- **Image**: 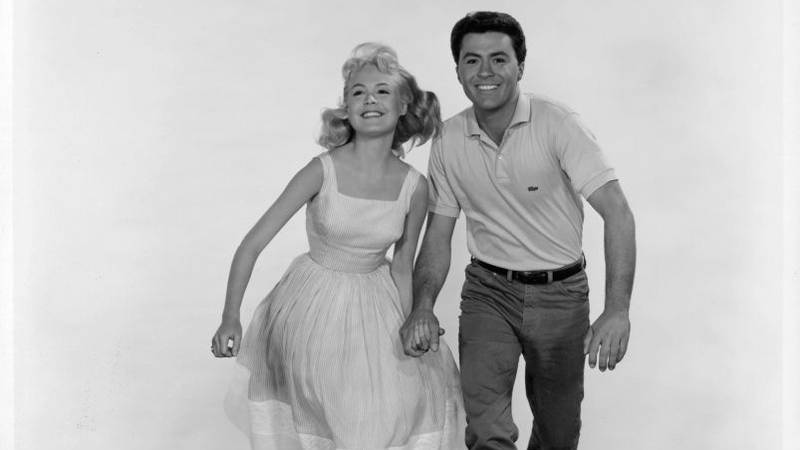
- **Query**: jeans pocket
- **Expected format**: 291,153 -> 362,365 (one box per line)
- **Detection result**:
554,271 -> 590,301
462,263 -> 495,298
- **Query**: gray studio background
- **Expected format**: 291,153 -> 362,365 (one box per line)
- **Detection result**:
10,0 -> 791,449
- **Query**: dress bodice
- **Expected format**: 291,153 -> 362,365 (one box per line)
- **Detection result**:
305,152 -> 420,273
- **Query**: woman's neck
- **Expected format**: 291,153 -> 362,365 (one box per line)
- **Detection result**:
349,134 -> 396,166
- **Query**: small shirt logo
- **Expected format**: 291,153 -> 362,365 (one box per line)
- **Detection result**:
527,186 -> 539,192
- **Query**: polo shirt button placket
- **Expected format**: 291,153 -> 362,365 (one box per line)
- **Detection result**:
495,152 -> 510,179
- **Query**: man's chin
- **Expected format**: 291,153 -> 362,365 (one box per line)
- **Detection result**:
469,98 -> 505,112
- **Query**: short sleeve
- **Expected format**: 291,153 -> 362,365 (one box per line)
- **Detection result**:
426,137 -> 461,217
555,113 -> 617,198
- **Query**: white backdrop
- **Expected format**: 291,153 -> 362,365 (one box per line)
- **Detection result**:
8,0 -> 796,449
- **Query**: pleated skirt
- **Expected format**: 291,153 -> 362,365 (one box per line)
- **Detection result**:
225,253 -> 464,449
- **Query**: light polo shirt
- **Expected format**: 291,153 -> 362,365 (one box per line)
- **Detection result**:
428,93 -> 616,270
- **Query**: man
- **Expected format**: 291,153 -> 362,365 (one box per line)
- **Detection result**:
399,11 -> 636,450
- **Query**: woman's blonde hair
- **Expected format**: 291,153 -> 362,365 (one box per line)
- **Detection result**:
318,43 -> 441,155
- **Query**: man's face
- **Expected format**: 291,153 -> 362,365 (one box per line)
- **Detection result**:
456,32 -> 523,114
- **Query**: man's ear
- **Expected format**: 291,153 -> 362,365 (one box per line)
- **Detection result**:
455,65 -> 463,84
518,61 -> 525,80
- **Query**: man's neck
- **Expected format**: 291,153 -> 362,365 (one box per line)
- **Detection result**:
474,92 -> 520,146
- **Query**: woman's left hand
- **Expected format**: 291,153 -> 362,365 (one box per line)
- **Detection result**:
211,317 -> 242,358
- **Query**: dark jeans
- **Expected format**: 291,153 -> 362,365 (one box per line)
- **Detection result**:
459,261 -> 590,450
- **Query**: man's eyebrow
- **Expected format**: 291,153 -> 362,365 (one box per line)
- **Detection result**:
461,50 -> 511,59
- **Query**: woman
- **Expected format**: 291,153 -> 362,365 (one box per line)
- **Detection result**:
211,43 -> 464,449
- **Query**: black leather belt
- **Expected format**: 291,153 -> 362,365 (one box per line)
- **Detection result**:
471,256 -> 585,284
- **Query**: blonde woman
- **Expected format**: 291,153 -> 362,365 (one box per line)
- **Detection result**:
211,43 -> 464,449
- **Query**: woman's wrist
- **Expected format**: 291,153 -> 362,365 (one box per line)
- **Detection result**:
222,309 -> 240,321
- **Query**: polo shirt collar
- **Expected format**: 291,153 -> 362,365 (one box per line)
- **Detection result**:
465,93 -> 531,137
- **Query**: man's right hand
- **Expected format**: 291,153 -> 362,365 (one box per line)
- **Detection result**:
400,307 -> 444,357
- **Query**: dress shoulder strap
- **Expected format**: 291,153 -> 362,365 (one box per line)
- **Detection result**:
400,165 -> 423,212
313,151 -> 336,194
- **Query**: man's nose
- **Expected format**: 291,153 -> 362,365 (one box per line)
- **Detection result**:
478,60 -> 494,77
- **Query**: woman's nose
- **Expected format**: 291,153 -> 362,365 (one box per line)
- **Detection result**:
364,92 -> 377,104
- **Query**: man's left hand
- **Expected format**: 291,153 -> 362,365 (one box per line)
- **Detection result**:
584,309 -> 630,371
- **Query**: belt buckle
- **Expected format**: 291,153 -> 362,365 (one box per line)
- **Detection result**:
517,270 -> 549,284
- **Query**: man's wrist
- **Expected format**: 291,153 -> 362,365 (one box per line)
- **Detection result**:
602,305 -> 629,316
412,298 -> 435,312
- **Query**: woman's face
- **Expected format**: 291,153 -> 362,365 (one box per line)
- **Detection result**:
344,65 -> 407,139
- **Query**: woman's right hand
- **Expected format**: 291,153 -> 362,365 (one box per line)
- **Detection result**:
211,317 -> 242,358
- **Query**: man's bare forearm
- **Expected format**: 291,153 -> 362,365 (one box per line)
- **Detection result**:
412,243 -> 451,310
603,204 -> 636,314
586,181 -> 636,315
411,213 -> 457,310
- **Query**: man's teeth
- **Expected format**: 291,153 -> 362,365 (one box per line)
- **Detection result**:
477,85 -> 499,91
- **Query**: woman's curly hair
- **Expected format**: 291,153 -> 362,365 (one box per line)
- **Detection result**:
318,43 -> 442,155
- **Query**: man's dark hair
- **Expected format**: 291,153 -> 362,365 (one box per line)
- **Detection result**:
450,11 -> 527,64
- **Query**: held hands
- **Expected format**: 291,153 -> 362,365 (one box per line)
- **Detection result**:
400,307 -> 445,357
584,309 -> 630,371
211,317 -> 242,358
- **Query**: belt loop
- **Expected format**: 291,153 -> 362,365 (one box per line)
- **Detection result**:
547,271 -> 553,283
506,270 -> 512,282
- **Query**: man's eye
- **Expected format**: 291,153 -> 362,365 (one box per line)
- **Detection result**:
493,58 -> 507,64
